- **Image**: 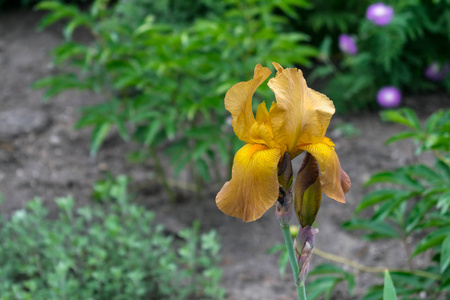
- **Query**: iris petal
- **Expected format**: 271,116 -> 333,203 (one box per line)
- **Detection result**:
268,62 -> 335,152
216,143 -> 281,222
297,137 -> 351,203
225,64 -> 272,143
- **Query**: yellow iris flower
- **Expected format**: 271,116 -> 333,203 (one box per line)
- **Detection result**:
216,62 -> 351,222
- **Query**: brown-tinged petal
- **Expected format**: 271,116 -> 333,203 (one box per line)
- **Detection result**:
296,137 -> 351,203
216,143 -> 281,222
225,64 -> 272,143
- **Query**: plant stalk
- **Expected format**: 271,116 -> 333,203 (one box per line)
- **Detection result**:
280,224 -> 307,300
313,247 -> 441,281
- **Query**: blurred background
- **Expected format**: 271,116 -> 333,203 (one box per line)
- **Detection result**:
0,0 -> 449,299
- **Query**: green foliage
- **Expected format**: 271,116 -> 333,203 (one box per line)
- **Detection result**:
307,0 -> 450,112
268,243 -> 356,299
306,264 -> 355,300
33,0 -> 317,189
383,270 -> 398,300
267,243 -> 290,277
0,0 -> 89,10
0,177 -> 224,299
343,108 -> 450,299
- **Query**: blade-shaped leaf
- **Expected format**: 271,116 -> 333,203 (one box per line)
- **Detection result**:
365,171 -> 422,191
385,131 -> 416,145
356,189 -> 413,213
441,236 -> 450,273
383,270 -> 398,300
413,227 -> 450,256
90,122 -> 110,157
380,108 -> 421,131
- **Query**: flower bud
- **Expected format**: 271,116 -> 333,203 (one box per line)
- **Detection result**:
275,186 -> 293,227
278,152 -> 293,190
294,225 -> 319,284
289,225 -> 299,239
294,153 -> 321,227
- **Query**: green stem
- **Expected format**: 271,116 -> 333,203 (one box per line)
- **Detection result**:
313,247 -> 441,281
281,224 -> 307,300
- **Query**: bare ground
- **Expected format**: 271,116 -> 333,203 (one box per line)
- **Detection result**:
0,10 -> 449,300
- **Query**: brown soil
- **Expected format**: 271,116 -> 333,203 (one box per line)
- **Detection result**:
0,10 -> 448,300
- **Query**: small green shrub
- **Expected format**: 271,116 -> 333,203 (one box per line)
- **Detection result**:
343,108 -> 450,299
33,0 -> 317,193
0,176 -> 224,299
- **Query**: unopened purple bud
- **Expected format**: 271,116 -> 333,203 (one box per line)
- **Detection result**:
296,226 -> 317,250
377,86 -> 402,108
425,62 -> 450,81
339,34 -> 358,56
366,3 -> 394,26
294,226 -> 319,284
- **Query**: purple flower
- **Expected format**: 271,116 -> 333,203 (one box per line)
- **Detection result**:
377,86 -> 402,108
424,62 -> 450,81
339,34 -> 358,55
366,3 -> 394,26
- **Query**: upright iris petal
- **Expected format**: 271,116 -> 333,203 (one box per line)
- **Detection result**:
216,63 -> 350,222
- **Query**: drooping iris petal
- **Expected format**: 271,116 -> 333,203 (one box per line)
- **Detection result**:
225,64 -> 272,143
296,137 -> 350,203
216,143 -> 281,222
268,63 -> 335,153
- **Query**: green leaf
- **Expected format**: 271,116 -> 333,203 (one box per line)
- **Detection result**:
436,159 -> 450,180
405,200 -> 435,234
383,270 -> 398,300
405,164 -> 441,183
90,123 -> 110,157
342,219 -> 399,239
192,141 -> 211,160
380,109 -> 421,131
365,170 -> 422,191
413,227 -> 450,256
32,74 -> 86,102
35,1 -> 65,10
371,196 -> 407,222
63,16 -> 92,41
195,158 -> 210,182
425,110 -> 445,134
36,3 -> 80,30
356,190 -> 413,213
441,236 -> 450,273
144,120 -> 162,146
385,131 -> 416,144
307,276 -> 342,300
